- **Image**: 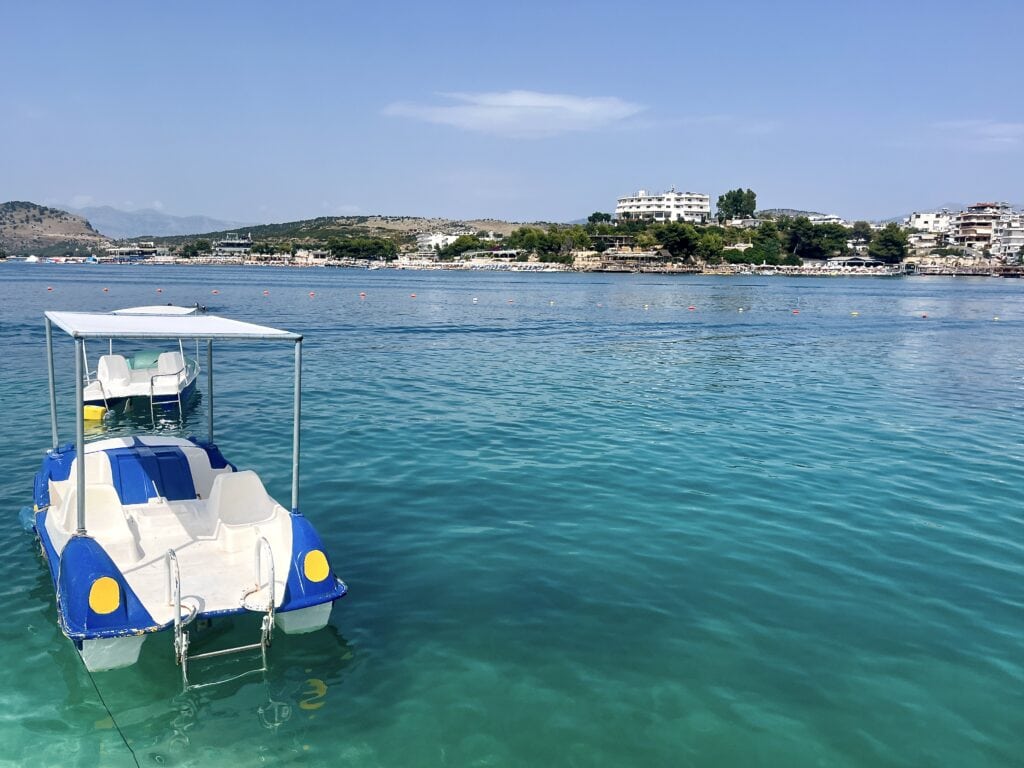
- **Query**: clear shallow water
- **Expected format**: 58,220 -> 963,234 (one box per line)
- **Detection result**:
0,263 -> 1021,767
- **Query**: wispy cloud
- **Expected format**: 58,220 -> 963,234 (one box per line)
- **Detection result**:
933,119 -> 1024,151
384,90 -> 645,138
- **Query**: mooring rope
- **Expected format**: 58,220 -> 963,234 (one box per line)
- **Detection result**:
77,653 -> 142,768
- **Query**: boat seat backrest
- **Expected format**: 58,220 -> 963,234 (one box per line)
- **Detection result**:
97,355 -> 131,387
157,351 -> 185,376
58,484 -> 129,539
56,452 -> 114,492
182,446 -> 233,500
207,470 -> 277,527
81,452 -> 115,485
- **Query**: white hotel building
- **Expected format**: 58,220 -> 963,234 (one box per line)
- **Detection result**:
615,188 -> 711,224
415,232 -> 461,252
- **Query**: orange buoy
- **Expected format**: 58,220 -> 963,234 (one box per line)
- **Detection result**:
792,310 -> 800,315
309,291 -> 315,297
211,289 -> 219,295
688,305 -> 696,311
263,290 -> 270,296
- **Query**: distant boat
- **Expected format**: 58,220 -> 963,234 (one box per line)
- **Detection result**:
24,255 -> 40,263
80,307 -> 202,421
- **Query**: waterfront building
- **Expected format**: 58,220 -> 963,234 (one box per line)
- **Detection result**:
991,212 -> 1024,261
212,232 -> 253,258
415,232 -> 461,252
949,202 -> 1013,252
906,210 -> 953,233
292,248 -> 331,266
615,188 -> 710,224
907,231 -> 946,256
104,241 -> 167,262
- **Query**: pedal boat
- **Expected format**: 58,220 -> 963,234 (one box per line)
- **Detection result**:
81,306 -> 201,420
31,310 -> 347,686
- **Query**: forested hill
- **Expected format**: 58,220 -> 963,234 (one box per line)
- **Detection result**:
0,201 -> 109,256
149,215 -> 533,246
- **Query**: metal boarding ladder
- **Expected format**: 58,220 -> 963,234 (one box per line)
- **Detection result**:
166,537 -> 276,692
149,367 -> 186,426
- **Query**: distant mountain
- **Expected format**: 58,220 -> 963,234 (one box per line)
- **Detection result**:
66,205 -> 251,239
0,201 -> 109,256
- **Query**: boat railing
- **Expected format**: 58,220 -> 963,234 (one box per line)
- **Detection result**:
253,536 -> 276,636
149,368 -> 186,424
165,548 -> 196,689
95,379 -> 110,410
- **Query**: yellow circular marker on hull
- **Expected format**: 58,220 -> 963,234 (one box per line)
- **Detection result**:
89,577 -> 120,614
303,550 -> 330,583
83,405 -> 107,421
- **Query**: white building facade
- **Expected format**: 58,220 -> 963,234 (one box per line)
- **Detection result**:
807,213 -> 850,227
906,210 -> 953,233
415,233 -> 461,252
991,212 -> 1024,261
615,188 -> 710,224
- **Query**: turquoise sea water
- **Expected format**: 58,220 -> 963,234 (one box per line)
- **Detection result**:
0,263 -> 1021,767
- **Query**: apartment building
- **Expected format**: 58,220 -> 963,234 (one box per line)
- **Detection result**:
615,188 -> 711,224
906,210 -> 953,233
949,202 -> 1013,251
991,213 -> 1024,261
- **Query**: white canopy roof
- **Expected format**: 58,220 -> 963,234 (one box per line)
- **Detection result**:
46,311 -> 301,341
112,305 -> 199,316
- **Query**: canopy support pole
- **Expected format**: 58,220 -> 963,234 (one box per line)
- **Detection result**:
291,339 -> 302,515
207,340 -> 214,443
74,337 -> 86,535
45,317 -> 59,450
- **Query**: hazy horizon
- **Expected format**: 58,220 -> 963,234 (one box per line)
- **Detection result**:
2,0 -> 1021,224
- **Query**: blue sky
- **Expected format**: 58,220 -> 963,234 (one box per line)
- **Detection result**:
2,0 -> 1021,223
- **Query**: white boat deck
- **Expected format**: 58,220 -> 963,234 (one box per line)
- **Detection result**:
45,437 -> 292,626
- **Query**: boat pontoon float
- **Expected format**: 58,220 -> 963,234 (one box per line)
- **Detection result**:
81,306 -> 202,422
30,310 -> 347,689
